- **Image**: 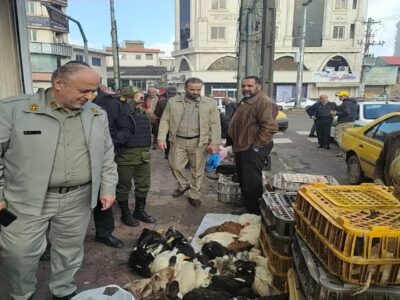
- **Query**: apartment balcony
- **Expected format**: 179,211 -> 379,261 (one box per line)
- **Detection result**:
29,42 -> 72,57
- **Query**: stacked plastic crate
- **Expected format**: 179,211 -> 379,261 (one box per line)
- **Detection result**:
259,191 -> 297,291
217,174 -> 241,205
292,182 -> 400,299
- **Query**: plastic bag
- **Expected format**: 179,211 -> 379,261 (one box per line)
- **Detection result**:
207,153 -> 221,172
72,285 -> 135,300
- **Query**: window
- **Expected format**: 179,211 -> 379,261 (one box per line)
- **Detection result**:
211,27 -> 226,40
332,26 -> 346,39
335,0 -> 348,9
365,116 -> 400,142
76,54 -> 84,62
363,104 -> 400,120
28,29 -> 38,42
26,1 -> 39,14
211,0 -> 226,10
146,54 -> 153,60
136,55 -> 142,60
350,24 -> 355,39
92,57 -> 101,66
54,32 -> 63,43
352,0 -> 357,9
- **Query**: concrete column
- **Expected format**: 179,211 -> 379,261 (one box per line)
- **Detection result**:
322,0 -> 332,40
284,0 -> 294,47
174,0 -> 180,51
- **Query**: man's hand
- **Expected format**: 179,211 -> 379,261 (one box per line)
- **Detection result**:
99,195 -> 115,211
158,141 -> 167,152
330,110 -> 337,116
0,200 -> 7,211
207,145 -> 220,154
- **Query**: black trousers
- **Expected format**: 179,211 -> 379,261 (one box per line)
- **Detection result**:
316,117 -> 332,146
94,197 -> 114,238
235,142 -> 273,214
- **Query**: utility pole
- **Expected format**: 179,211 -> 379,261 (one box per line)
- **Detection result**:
358,18 -> 384,97
237,0 -> 275,99
110,0 -> 120,90
260,0 -> 276,96
295,0 -> 312,109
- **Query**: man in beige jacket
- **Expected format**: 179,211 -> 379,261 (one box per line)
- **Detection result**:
158,77 -> 221,207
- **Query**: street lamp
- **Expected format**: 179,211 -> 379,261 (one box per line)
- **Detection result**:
295,0 -> 312,108
41,1 -> 89,63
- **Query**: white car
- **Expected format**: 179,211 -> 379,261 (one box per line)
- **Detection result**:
330,100 -> 400,138
277,98 -> 315,110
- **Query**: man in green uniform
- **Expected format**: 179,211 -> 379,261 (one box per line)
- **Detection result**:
0,63 -> 118,300
158,77 -> 221,207
116,87 -> 156,227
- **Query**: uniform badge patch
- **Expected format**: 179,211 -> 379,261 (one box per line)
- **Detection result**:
29,104 -> 39,111
50,101 -> 58,109
91,108 -> 98,113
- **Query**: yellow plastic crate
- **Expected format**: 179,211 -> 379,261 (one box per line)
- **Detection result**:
294,183 -> 400,285
287,268 -> 305,300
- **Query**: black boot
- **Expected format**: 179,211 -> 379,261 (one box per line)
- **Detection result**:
133,197 -> 156,223
118,201 -> 139,227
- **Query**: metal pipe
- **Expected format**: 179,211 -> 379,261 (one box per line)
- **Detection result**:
41,2 -> 89,63
245,8 -> 251,76
295,0 -> 312,108
110,0 -> 120,90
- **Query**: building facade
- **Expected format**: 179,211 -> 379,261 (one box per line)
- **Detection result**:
106,40 -> 167,90
169,0 -> 367,100
26,0 -> 73,91
1,0 -> 32,97
71,45 -> 109,85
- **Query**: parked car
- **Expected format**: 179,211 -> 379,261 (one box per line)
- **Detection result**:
277,98 -> 315,110
330,100 -> 400,138
277,111 -> 288,131
341,112 -> 400,184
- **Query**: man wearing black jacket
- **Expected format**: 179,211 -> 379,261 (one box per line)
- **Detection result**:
92,85 -> 131,248
306,95 -> 336,149
333,91 -> 359,156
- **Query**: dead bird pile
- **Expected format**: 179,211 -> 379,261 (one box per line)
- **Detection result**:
125,214 -> 287,300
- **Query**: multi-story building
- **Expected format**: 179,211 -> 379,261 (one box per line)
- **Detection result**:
395,21 -> 400,57
26,0 -> 73,91
106,40 -> 167,90
169,0 -> 367,100
71,45 -> 110,85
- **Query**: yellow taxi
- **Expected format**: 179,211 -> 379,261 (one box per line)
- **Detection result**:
277,111 -> 288,131
341,112 -> 400,184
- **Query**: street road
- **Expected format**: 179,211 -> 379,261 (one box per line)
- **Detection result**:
271,110 -> 349,184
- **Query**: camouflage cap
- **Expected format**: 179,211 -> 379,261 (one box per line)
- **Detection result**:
121,86 -> 141,98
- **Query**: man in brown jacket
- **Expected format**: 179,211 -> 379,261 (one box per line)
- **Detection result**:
228,76 -> 278,214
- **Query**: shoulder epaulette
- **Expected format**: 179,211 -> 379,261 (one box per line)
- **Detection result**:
0,94 -> 35,103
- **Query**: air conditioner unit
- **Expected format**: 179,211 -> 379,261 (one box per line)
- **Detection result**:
338,66 -> 349,72
324,67 -> 335,72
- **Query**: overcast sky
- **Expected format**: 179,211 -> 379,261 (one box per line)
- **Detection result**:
67,0 -> 400,57
367,0 -> 400,56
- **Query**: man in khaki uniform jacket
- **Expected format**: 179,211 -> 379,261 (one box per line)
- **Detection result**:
158,77 -> 221,207
0,63 -> 118,300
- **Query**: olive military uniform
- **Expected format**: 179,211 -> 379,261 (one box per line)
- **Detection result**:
0,89 -> 117,300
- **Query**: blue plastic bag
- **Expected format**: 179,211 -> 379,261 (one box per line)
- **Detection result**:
207,153 -> 221,172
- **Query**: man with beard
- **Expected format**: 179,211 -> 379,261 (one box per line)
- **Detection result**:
158,77 -> 221,207
228,76 -> 278,214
